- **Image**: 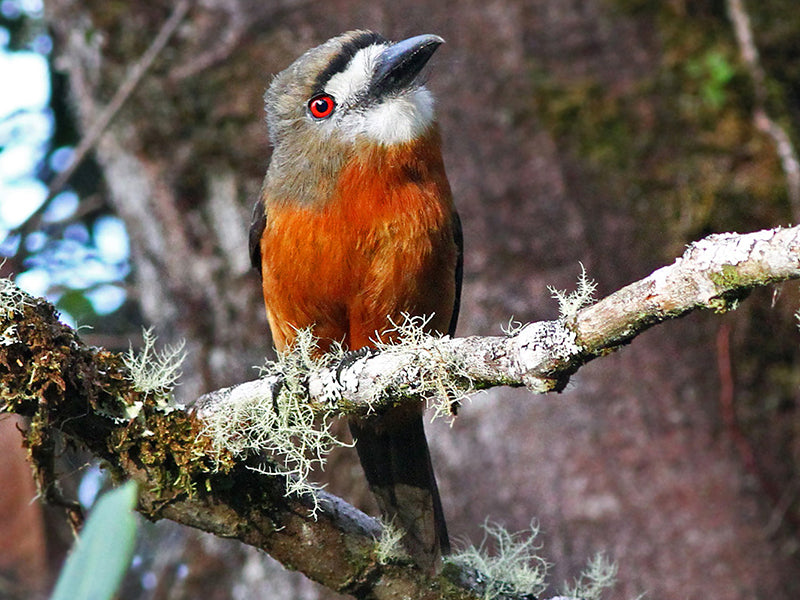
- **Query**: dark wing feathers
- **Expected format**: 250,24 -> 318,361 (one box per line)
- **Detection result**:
249,199 -> 267,274
447,211 -> 463,337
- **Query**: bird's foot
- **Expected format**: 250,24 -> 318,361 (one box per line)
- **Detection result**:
336,347 -> 378,382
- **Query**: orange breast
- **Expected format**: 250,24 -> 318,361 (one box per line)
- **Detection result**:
260,129 -> 458,353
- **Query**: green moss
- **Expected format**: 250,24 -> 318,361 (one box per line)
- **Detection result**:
529,1 -> 791,258
706,264 -> 756,313
0,283 -> 235,511
709,263 -> 744,289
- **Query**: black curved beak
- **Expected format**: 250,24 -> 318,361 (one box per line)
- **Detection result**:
370,34 -> 444,97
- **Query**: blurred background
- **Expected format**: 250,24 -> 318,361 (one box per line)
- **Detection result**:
1,0 -> 800,598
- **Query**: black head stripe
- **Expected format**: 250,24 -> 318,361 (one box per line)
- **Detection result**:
312,31 -> 387,94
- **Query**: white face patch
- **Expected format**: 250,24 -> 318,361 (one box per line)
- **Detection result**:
323,44 -> 387,103
319,43 -> 436,146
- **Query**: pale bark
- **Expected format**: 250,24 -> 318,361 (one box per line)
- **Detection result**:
199,226 -> 800,413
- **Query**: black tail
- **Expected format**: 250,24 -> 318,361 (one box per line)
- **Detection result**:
349,410 -> 449,570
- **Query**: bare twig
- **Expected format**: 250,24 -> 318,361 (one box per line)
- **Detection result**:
42,0 -> 192,205
716,324 -> 764,492
726,0 -> 800,218
717,322 -> 800,533
166,0 -> 314,81
167,0 -> 248,82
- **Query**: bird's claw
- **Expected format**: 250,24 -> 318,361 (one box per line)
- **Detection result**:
336,347 -> 378,382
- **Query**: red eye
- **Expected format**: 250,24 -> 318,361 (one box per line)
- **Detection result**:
308,94 -> 336,119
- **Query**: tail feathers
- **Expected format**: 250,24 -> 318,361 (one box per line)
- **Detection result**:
349,412 -> 449,570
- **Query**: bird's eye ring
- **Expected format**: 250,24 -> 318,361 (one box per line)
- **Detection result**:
308,94 -> 336,119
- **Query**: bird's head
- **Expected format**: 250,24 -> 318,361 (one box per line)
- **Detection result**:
263,31 -> 444,204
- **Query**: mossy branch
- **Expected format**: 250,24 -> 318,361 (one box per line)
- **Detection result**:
0,277 -> 557,600
2,224 -> 800,599
199,225 -> 800,417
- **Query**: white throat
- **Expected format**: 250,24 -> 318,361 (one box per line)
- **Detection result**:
357,88 -> 435,145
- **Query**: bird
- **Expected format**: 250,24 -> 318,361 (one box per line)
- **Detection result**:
249,30 -> 462,570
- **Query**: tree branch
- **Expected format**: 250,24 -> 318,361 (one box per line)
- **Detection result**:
2,225 -> 799,599
199,226 -> 800,415
726,0 -> 800,219
42,1 -> 192,205
0,281 -> 491,600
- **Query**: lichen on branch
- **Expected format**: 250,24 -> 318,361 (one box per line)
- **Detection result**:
198,226 -> 800,422
2,223 -> 800,600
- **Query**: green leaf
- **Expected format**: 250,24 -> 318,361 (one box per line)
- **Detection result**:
56,289 -> 96,322
50,480 -> 139,600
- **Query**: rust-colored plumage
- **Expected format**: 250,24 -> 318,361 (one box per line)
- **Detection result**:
259,129 -> 458,352
250,31 -> 461,570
